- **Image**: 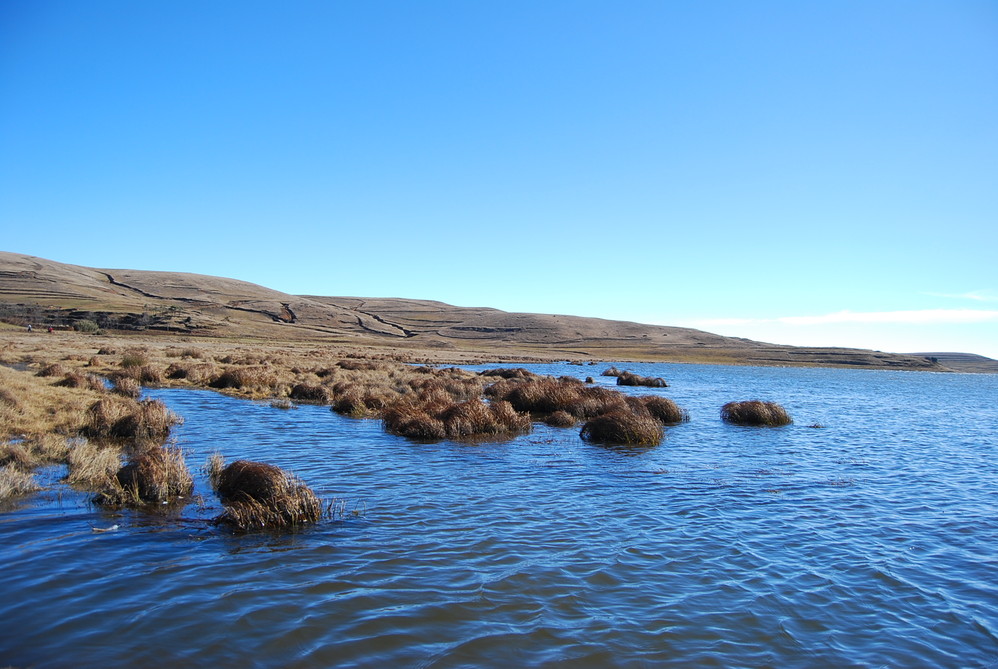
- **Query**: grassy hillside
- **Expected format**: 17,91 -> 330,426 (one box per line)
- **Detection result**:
0,251 -> 954,370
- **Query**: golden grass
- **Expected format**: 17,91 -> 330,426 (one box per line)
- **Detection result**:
96,444 -> 194,506
0,465 -> 40,498
66,439 -> 122,488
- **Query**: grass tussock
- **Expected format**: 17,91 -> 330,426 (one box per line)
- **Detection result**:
633,396 -> 689,424
382,398 -> 531,441
209,458 -> 322,531
111,376 -> 141,398
0,465 -> 40,498
485,377 -> 627,419
66,438 -> 122,488
96,444 -> 193,506
36,363 -> 68,378
289,383 -> 331,404
721,400 -> 793,426
616,371 -> 668,388
0,434 -> 70,471
545,410 -> 576,427
479,368 -> 540,380
55,371 -> 108,393
580,410 -> 664,446
209,367 -> 278,393
83,397 -> 181,442
112,364 -> 163,385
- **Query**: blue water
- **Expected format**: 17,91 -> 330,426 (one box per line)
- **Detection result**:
1,363 -> 996,667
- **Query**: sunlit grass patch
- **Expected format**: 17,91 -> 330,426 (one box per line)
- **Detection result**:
95,444 -> 194,506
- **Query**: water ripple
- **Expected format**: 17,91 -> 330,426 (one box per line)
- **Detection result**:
1,366 -> 996,667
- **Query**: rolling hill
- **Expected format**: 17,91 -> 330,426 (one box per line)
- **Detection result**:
0,251 -> 973,371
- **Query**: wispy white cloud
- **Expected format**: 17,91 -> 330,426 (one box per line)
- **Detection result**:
924,290 -> 998,302
696,309 -> 998,327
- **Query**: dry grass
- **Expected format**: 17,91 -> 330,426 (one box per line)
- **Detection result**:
721,400 -> 793,426
485,377 -> 627,419
55,371 -> 108,393
0,364 -> 105,438
616,371 -> 668,387
209,458 -> 322,531
580,410 -> 664,446
66,439 -> 122,488
289,383 -> 330,404
96,444 -> 194,506
111,376 -> 142,398
382,397 -> 531,441
633,396 -> 689,424
0,465 -> 40,498
545,410 -> 576,427
0,434 -> 70,471
82,397 -> 181,442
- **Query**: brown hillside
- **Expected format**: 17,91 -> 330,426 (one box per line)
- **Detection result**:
0,251 -> 954,370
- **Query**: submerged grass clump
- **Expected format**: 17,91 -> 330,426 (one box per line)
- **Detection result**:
721,400 -> 793,426
208,458 -> 322,531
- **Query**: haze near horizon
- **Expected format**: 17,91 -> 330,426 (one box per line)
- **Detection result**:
1,1 -> 996,357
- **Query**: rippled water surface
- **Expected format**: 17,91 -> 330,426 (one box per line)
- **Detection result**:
2,363 -> 997,667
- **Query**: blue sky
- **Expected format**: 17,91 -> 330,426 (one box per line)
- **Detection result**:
2,1 -> 996,358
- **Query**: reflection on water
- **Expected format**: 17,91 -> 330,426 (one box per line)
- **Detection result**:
1,363 -> 997,667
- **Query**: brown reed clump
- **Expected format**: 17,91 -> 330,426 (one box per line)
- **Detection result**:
545,410 -> 576,427
616,371 -> 668,387
580,409 -> 664,446
479,368 -> 540,380
113,364 -> 163,385
120,351 -> 149,368
486,376 -> 627,419
634,396 -> 689,424
208,367 -> 277,392
0,465 -> 40,499
383,397 -> 531,441
210,458 -> 322,531
83,397 -> 181,442
111,376 -> 142,399
289,383 -> 331,404
55,372 -> 108,393
0,434 -> 70,472
66,439 -> 122,488
165,362 -> 217,384
36,363 -> 67,378
720,400 -> 793,427
96,444 -> 194,506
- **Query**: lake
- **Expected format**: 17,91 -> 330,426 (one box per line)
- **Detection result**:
1,362 -> 996,667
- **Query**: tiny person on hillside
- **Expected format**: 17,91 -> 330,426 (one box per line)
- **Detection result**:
27,324 -> 32,332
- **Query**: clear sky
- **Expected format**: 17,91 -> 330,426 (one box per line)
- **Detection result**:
2,1 -> 996,358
